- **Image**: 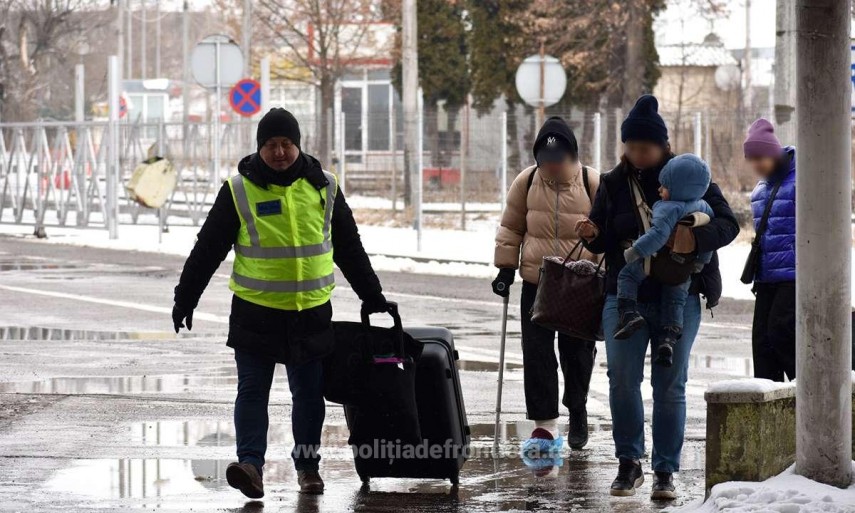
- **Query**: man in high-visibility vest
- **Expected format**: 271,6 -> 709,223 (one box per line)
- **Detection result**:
172,108 -> 388,498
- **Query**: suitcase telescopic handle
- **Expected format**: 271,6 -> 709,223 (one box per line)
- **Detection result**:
360,301 -> 406,358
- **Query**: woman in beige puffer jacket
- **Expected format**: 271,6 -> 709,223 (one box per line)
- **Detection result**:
494,162 -> 600,282
491,116 -> 600,452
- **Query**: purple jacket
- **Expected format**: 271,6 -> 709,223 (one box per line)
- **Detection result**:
750,146 -> 796,283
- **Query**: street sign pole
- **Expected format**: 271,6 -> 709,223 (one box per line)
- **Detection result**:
191,34 -> 243,184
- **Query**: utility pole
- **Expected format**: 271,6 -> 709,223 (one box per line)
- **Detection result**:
743,0 -> 752,115
127,0 -> 133,79
774,0 -> 797,144
537,40 -> 545,128
181,0 -> 190,157
141,0 -> 147,80
402,0 -> 419,209
155,0 -> 161,77
795,0 -> 852,488
116,0 -> 124,87
242,0 -> 252,77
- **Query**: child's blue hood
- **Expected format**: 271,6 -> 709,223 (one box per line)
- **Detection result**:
659,154 -> 711,202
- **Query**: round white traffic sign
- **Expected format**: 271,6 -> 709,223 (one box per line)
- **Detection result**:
190,34 -> 244,89
515,54 -> 567,108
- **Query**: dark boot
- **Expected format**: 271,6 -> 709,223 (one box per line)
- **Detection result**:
610,458 -> 644,497
297,470 -> 325,494
567,407 -> 589,450
655,326 -> 681,367
651,471 -> 677,500
226,462 -> 264,499
614,299 -> 645,340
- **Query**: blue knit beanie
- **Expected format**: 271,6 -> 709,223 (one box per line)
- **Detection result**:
621,95 -> 669,145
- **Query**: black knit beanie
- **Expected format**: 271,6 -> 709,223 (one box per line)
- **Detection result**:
533,116 -> 579,166
621,94 -> 669,145
256,108 -> 301,150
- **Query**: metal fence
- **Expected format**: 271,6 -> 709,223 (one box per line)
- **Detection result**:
0,107 -> 767,236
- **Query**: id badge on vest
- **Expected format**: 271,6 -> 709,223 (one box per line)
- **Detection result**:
255,199 -> 282,217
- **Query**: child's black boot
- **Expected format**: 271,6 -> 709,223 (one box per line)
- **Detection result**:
655,326 -> 681,367
614,299 -> 646,340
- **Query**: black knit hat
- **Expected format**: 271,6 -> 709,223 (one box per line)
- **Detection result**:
533,116 -> 579,166
621,94 -> 669,145
256,108 -> 301,150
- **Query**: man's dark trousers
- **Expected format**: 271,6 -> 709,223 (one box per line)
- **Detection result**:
233,349 -> 325,473
520,281 -> 597,420
752,281 -> 796,382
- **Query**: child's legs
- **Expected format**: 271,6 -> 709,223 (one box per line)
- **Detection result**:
660,279 -> 692,329
617,259 -> 647,302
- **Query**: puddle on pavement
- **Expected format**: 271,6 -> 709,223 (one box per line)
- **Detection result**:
689,353 -> 752,376
0,326 -> 217,342
0,366 -> 263,394
0,255 -> 81,272
457,360 -> 522,372
41,447 -> 706,512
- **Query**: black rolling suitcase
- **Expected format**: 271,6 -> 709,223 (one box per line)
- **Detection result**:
344,326 -> 470,485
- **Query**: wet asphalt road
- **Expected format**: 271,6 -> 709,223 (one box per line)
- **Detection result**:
0,234 -> 755,512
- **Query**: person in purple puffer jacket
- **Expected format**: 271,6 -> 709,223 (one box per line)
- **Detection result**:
745,118 -> 796,381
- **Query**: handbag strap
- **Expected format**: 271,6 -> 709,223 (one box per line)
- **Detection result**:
753,180 -> 784,248
627,173 -> 653,274
360,301 -> 405,359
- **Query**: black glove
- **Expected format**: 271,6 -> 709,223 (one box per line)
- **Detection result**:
492,268 -> 515,297
172,304 -> 194,333
361,293 -> 390,315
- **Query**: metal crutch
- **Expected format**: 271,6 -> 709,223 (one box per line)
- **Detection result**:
493,284 -> 510,457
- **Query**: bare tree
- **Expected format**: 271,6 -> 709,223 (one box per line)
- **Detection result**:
255,0 -> 380,165
0,0 -> 101,122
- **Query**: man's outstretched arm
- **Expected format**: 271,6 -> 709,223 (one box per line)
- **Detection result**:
330,188 -> 386,312
173,183 -> 239,331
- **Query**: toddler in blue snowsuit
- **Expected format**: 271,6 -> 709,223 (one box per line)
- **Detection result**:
615,154 -> 714,366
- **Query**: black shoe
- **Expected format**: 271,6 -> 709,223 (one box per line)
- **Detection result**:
651,471 -> 676,500
610,458 -> 644,497
614,311 -> 646,340
567,408 -> 589,450
226,462 -> 264,499
654,326 -> 681,367
297,470 -> 325,494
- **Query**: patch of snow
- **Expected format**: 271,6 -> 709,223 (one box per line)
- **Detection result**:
669,463 -> 855,513
707,378 -> 795,395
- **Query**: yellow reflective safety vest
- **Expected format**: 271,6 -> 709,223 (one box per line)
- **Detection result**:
227,171 -> 338,311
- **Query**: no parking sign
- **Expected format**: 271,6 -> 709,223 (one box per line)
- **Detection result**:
229,78 -> 262,117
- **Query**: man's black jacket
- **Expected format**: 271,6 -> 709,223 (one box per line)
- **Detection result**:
583,155 -> 740,308
174,152 -> 383,364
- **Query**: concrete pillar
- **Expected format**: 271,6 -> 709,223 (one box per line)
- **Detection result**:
795,0 -> 852,487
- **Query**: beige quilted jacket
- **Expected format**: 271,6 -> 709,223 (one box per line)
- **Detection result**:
494,163 -> 600,284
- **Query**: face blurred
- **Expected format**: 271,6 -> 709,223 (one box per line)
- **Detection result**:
624,141 -> 666,170
658,185 -> 670,201
259,136 -> 300,171
746,156 -> 777,178
539,156 -> 575,178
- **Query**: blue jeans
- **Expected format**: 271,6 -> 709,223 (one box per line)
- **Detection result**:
603,293 -> 701,473
234,350 -> 326,473
617,259 -> 692,328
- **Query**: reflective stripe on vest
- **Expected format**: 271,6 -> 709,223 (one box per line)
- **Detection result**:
227,171 -> 338,311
